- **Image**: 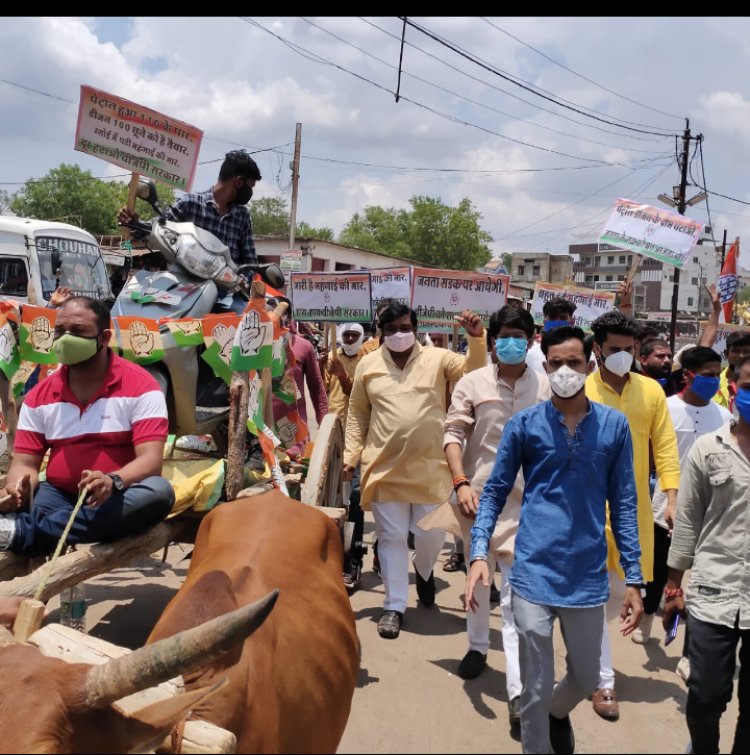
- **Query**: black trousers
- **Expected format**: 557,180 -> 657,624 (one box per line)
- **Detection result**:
686,614 -> 750,754
644,523 -> 671,615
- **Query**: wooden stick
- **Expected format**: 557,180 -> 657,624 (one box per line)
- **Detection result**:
625,253 -> 642,286
122,173 -> 140,242
12,598 -> 45,642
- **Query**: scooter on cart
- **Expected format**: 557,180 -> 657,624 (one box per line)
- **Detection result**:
114,179 -> 285,453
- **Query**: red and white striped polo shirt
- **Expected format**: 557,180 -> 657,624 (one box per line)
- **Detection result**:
15,353 -> 169,494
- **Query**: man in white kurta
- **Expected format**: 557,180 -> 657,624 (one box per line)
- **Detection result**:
344,304 -> 486,639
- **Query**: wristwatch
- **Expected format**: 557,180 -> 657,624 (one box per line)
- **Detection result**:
107,473 -> 126,492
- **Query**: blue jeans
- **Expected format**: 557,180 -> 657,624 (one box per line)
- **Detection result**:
11,478 -> 175,556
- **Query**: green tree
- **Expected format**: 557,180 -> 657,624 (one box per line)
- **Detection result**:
249,197 -> 290,236
337,196 -> 492,270
739,285 -> 750,303
297,221 -> 334,242
8,163 -> 176,236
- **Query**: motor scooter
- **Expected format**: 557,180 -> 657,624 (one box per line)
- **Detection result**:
114,180 -> 284,450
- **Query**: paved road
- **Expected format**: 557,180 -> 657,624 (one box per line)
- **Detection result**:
74,514 -> 737,754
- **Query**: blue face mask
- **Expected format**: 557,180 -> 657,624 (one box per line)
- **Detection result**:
495,336 -> 528,365
544,319 -> 570,332
656,377 -> 669,388
689,373 -> 721,402
735,387 -> 750,423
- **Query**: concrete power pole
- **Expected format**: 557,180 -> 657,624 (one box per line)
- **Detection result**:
289,123 -> 302,252
668,120 -> 692,352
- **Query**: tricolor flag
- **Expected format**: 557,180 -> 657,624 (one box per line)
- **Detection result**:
161,317 -> 204,347
117,317 -> 165,366
0,310 -> 20,380
229,300 -> 274,372
719,238 -> 740,323
19,305 -> 57,365
201,314 -> 240,384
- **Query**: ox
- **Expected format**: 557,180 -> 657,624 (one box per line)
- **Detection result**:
0,493 -> 359,753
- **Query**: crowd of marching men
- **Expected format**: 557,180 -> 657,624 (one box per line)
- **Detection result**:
274,279 -> 749,755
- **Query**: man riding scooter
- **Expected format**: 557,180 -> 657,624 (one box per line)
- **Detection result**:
118,149 -> 262,315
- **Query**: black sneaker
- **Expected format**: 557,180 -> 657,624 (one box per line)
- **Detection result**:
508,696 -> 521,729
416,571 -> 436,606
343,561 -> 362,592
458,650 -> 487,679
549,713 -> 575,754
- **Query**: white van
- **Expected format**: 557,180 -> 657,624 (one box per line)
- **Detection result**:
0,216 -> 112,305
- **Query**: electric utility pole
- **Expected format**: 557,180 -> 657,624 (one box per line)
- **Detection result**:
289,122 -> 302,251
668,120 -> 691,352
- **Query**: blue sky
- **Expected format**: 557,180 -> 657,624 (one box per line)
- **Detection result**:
2,16 -> 750,267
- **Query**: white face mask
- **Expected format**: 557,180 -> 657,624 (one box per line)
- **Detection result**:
604,350 -> 634,377
547,365 -> 587,399
342,335 -> 364,356
384,331 -> 416,353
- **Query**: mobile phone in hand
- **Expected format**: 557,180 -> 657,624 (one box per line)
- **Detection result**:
664,612 -> 680,646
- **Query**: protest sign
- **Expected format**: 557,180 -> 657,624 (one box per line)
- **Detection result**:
280,251 -> 303,273
75,85 -> 203,191
698,321 -> 746,359
410,267 -> 508,331
369,266 -> 412,310
289,272 -> 373,322
531,282 -> 615,331
599,198 -> 703,269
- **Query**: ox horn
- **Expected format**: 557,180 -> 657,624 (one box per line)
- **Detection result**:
79,589 -> 279,710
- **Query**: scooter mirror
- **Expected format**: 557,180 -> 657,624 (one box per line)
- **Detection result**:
261,264 -> 286,290
137,179 -> 162,214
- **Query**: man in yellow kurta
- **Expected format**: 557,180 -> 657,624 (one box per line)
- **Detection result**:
585,310 -> 680,721
325,322 -> 366,590
343,303 -> 486,639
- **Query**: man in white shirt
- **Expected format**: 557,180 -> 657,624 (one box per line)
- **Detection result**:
526,297 -> 597,373
634,346 -> 731,649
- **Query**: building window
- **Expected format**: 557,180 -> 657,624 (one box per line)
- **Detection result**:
618,275 -> 626,281
687,297 -> 694,306
517,265 -> 525,276
693,256 -> 699,263
583,257 -> 592,265
606,275 -> 613,282
607,256 -> 615,264
532,265 -> 540,276
619,255 -> 626,264
585,275 -> 594,283
691,277 -> 699,285
594,257 -> 601,267
593,275 -> 600,282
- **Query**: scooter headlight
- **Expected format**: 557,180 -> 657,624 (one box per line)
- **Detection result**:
176,235 -> 225,278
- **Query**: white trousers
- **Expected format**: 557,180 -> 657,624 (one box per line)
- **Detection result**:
371,501 -> 445,613
598,572 -> 626,689
467,559 -> 522,698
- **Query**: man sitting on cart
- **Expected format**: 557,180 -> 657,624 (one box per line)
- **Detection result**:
0,296 -> 174,555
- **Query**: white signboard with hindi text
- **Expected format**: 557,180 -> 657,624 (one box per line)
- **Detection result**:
369,266 -> 412,309
599,198 -> 703,269
698,321 -> 745,360
531,282 -> 616,332
290,272 -> 373,323
280,251 -> 303,273
75,85 -> 203,191
410,267 -> 508,332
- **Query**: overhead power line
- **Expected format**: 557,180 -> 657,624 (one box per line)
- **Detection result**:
300,17 -> 665,156
478,18 -> 683,121
360,17 -> 665,145
242,16 -> 651,168
400,17 -> 679,137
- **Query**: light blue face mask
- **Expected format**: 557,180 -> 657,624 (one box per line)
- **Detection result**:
495,337 -> 528,365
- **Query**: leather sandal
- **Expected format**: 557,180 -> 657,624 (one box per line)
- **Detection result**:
442,552 -> 465,572
377,610 -> 403,639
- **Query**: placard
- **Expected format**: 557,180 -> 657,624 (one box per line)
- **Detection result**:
290,272 -> 373,322
531,282 -> 616,331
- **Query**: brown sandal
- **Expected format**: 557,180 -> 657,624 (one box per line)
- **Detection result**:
442,552 -> 465,572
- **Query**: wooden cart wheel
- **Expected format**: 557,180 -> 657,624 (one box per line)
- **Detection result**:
301,413 -> 345,508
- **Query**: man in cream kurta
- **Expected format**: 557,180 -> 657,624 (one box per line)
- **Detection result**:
344,304 -> 486,639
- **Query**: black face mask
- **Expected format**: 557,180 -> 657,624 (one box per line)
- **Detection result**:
235,183 -> 253,206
